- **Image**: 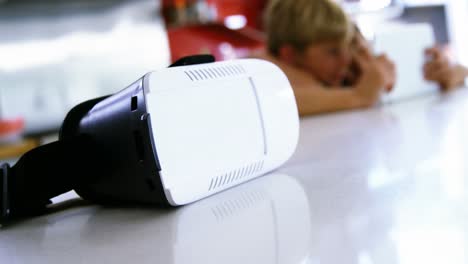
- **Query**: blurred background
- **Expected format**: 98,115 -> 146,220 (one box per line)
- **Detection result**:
0,0 -> 467,159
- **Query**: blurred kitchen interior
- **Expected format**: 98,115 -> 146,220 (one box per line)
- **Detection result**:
0,0 -> 467,159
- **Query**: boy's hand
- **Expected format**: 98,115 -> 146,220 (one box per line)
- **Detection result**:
376,54 -> 396,92
347,31 -> 395,93
424,46 -> 468,91
352,48 -> 396,107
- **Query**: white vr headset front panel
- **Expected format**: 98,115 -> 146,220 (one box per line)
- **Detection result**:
144,59 -> 299,205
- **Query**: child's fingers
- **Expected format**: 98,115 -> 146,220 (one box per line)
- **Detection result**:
380,56 -> 396,92
358,45 -> 373,60
424,59 -> 449,76
424,66 -> 446,81
352,49 -> 371,70
425,45 -> 445,60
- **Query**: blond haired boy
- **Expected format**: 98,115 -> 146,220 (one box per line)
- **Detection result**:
253,0 -> 395,115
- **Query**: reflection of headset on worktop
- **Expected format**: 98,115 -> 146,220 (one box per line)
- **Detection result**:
0,55 -> 299,225
4,173 -> 311,263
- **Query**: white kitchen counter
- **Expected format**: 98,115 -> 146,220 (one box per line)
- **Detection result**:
1,88 -> 468,264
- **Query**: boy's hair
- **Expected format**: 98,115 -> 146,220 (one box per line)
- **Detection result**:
264,0 -> 354,56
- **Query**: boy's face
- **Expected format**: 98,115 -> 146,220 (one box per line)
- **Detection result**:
295,40 -> 352,86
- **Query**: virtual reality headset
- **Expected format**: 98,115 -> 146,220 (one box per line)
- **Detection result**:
0,56 -> 299,224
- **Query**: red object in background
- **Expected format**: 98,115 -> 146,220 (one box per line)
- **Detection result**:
0,117 -> 24,144
0,118 -> 24,136
161,0 -> 268,30
162,0 -> 268,63
168,23 -> 265,62
205,0 -> 268,30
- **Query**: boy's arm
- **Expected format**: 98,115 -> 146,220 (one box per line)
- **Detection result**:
250,49 -> 393,116
268,53 -> 390,116
292,85 -> 366,116
280,64 -> 368,115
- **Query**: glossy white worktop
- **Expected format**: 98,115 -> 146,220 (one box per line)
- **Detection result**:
2,89 -> 468,264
